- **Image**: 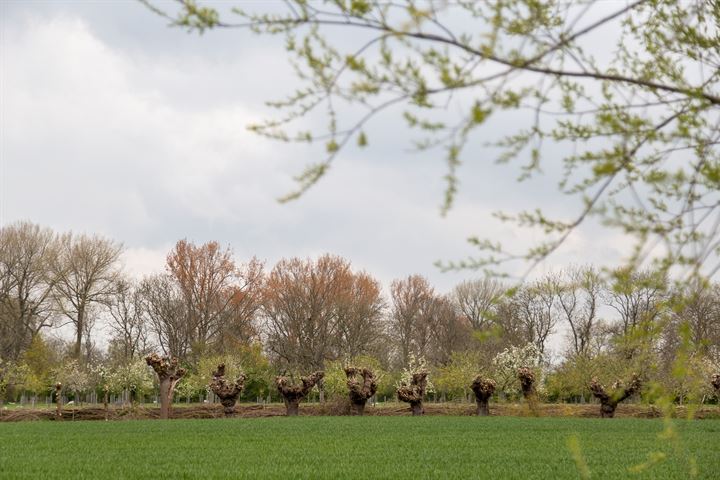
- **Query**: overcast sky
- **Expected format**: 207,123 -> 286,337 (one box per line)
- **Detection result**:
0,0 -> 633,302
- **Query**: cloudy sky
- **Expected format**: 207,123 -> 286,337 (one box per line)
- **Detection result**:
0,0 -> 632,297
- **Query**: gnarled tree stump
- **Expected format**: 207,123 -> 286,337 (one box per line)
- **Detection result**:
471,376 -> 496,416
711,374 -> 720,394
54,383 -> 63,419
345,366 -> 377,416
145,353 -> 186,420
517,367 -> 539,415
589,374 -> 641,418
397,371 -> 428,416
276,371 -> 324,416
209,364 -> 247,417
103,385 -> 109,421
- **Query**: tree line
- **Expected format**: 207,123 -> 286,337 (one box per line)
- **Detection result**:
1,221 -> 719,408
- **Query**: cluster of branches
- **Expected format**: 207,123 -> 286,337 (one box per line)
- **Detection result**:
142,0 -> 720,281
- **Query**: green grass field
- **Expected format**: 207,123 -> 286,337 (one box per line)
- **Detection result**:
1,417 -> 718,479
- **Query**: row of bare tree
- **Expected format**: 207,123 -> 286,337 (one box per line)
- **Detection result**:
3,221 -> 719,374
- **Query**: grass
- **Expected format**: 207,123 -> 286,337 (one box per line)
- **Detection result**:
0,416 -> 718,479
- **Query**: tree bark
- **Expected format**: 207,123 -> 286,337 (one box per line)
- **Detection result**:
517,367 -> 536,399
349,402 -> 366,416
517,367 -> 539,415
276,371 -> 324,416
471,376 -> 496,417
103,386 -> 109,421
145,353 -> 186,420
284,399 -> 300,416
475,398 -> 489,416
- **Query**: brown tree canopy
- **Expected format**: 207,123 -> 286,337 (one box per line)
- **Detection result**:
140,240 -> 263,361
263,254 -> 385,371
427,295 -> 472,366
166,239 -> 264,356
334,272 -> 386,360
389,275 -> 436,366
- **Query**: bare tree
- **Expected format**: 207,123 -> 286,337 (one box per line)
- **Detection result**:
670,283 -> 720,352
389,275 -> 435,366
491,299 -> 533,349
140,274 -> 191,359
452,278 -> 505,331
0,222 -> 59,360
263,255 -> 351,371
107,278 -> 149,363
333,271 -> 386,360
138,241 -> 263,361
166,240 -> 264,357
605,268 -> 667,337
513,277 -> 556,355
555,266 -> 604,357
427,295 -> 472,366
53,233 -> 122,363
